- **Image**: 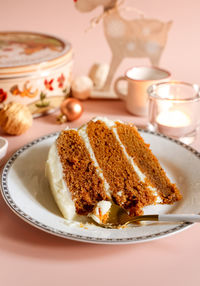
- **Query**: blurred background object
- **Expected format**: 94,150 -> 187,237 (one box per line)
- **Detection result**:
75,0 -> 172,91
1,0 -> 199,83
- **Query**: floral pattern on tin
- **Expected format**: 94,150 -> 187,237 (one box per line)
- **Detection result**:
57,73 -> 65,88
10,81 -> 38,98
44,79 -> 54,91
0,88 -> 7,103
35,92 -> 50,108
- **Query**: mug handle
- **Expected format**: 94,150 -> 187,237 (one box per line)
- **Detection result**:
114,76 -> 127,101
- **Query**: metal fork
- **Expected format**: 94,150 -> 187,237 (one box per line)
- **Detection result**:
97,214 -> 200,229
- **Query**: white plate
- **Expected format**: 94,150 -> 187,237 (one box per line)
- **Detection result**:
1,131 -> 200,244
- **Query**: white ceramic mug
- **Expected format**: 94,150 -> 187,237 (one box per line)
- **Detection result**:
114,66 -> 171,117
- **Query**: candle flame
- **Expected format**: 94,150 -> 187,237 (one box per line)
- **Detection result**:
157,110 -> 191,127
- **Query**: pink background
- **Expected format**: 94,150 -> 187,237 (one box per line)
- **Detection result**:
1,1 -> 200,286
1,0 -> 200,83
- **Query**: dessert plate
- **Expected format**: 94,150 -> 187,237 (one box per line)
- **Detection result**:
1,130 -> 200,244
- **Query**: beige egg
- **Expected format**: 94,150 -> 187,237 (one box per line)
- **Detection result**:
89,63 -> 109,89
71,76 -> 93,100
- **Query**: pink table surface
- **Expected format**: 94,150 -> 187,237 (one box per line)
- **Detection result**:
0,99 -> 200,286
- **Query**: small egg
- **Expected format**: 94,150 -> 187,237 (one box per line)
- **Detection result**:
71,76 -> 93,100
89,63 -> 109,89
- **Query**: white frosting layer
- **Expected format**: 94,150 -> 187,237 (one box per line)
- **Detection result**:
46,142 -> 76,220
89,201 -> 112,224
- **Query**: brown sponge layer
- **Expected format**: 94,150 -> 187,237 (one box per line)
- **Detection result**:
87,120 -> 157,216
56,130 -> 108,215
116,122 -> 182,204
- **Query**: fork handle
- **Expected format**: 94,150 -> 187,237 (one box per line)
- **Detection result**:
159,214 -> 200,223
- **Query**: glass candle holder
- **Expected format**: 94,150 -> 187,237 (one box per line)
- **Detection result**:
148,81 -> 200,144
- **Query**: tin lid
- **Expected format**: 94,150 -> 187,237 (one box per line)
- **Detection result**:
0,31 -> 72,77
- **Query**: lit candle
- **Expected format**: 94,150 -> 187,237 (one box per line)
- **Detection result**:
156,110 -> 193,138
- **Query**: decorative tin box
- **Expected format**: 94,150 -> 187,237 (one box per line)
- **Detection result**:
0,31 -> 73,115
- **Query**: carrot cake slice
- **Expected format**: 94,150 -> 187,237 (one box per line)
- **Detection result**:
46,117 -> 182,224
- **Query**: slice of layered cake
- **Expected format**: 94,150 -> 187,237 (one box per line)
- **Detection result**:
46,117 -> 182,224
